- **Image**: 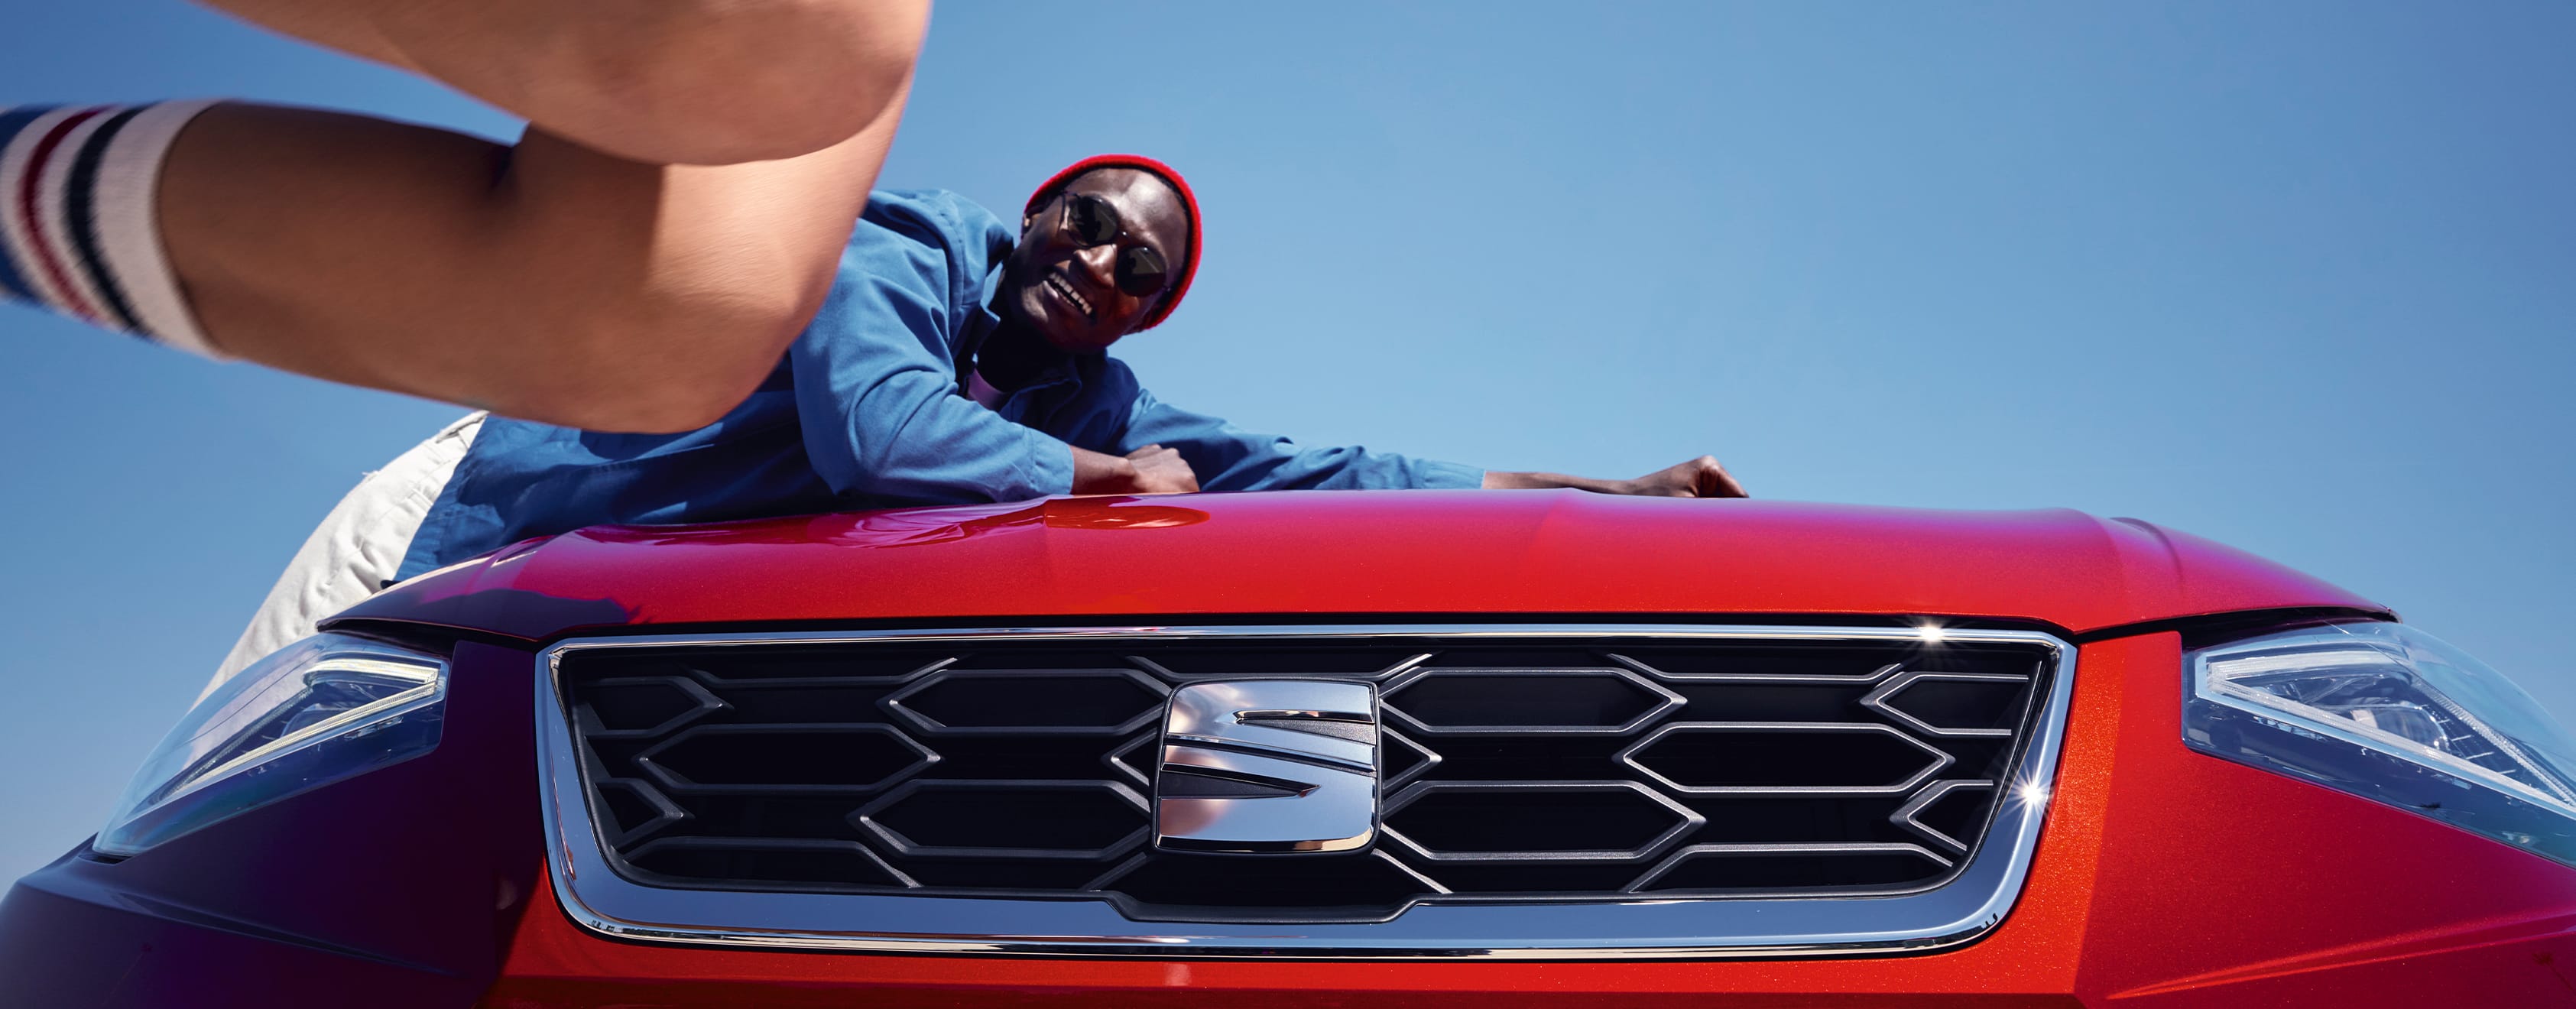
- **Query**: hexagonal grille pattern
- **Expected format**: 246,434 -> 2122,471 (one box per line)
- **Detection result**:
559,635 -> 2048,923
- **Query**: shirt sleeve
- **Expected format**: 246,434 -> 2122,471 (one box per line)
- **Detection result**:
1106,370 -> 1484,492
790,196 -> 1075,504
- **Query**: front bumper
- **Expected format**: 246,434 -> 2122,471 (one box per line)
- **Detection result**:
9,634 -> 2576,1007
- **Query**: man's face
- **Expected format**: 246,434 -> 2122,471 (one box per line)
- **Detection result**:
1002,167 -> 1189,354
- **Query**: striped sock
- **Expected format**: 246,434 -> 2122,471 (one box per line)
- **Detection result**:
0,100 -> 225,359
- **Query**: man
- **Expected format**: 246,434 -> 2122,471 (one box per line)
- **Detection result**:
212,156 -> 1747,686
5,0 -> 930,433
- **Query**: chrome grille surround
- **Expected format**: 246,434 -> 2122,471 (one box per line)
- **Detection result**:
536,623 -> 2077,959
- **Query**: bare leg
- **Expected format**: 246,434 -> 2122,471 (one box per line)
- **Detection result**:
194,0 -> 930,166
5,1 -> 924,429
156,79 -> 910,432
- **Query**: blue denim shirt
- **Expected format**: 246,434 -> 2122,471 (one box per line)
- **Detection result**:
395,190 -> 1481,579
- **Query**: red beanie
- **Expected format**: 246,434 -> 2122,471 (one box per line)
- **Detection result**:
1025,154 -> 1201,331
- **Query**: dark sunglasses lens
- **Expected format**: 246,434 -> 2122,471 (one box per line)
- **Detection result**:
1069,194 -> 1120,245
1117,246 -> 1169,297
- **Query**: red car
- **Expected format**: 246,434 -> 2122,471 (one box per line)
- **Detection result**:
8,492 -> 2574,1007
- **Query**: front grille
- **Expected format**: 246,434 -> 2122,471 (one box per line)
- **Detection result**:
555,629 -> 2052,924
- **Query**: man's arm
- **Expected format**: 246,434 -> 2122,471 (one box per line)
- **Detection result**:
1095,378 -> 1744,498
1072,445 -> 1198,495
1107,385 -> 1484,492
157,80 -> 909,433
784,193 -> 1122,504
198,0 -> 930,166
1484,456 -> 1748,498
793,332 -> 1081,504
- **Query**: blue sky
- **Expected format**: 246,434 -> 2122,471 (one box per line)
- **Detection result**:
4,2 -> 2572,881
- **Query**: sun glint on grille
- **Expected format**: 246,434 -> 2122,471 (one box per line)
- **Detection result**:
557,631 -> 2052,923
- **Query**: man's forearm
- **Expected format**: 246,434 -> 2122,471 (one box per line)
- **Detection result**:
1481,471 -> 1630,493
1070,446 -> 1139,494
1483,457 -> 1748,498
1070,444 -> 1198,495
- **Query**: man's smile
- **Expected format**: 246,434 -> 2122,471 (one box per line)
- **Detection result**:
1044,269 -> 1095,320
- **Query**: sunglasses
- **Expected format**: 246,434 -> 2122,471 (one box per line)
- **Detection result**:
1063,193 -> 1173,298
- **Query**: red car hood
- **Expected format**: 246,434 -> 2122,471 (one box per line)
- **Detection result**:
333,490 -> 2387,641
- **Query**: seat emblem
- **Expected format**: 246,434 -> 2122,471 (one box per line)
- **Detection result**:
1153,680 -> 1378,853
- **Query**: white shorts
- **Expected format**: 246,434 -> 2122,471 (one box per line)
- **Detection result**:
206,412 -> 485,697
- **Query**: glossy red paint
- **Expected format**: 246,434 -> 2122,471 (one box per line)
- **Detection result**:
2069,634 -> 2576,1005
334,492 -> 2386,641
464,634 -> 2576,1007
7,496 -> 2555,1008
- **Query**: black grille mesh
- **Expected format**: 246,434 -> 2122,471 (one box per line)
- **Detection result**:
560,634 -> 2049,923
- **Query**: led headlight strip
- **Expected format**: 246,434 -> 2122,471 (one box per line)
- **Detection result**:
94,632 -> 447,856
2186,621 -> 2576,865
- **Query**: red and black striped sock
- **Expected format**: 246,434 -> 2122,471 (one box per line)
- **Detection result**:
1,101 -> 225,358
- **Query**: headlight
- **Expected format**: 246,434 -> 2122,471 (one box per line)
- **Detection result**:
2185,621 -> 2576,865
95,632 -> 446,856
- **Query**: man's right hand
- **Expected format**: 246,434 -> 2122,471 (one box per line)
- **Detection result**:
1123,445 -> 1202,494
1071,445 -> 1201,495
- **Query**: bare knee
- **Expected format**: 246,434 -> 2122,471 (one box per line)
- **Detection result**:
206,0 -> 926,166
513,0 -> 930,165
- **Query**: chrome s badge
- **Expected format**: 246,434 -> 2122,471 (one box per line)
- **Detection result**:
1152,680 -> 1378,854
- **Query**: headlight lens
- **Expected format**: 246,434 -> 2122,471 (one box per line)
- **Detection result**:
2185,621 -> 2576,865
96,632 -> 446,856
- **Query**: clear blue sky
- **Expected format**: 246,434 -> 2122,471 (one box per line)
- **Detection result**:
5,2 -> 2572,881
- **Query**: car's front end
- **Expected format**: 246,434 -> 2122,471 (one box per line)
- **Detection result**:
9,492 -> 2574,1006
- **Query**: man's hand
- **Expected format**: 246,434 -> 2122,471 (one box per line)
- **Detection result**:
1617,456 -> 1749,498
1482,456 -> 1748,498
1071,445 -> 1201,495
1123,445 -> 1201,494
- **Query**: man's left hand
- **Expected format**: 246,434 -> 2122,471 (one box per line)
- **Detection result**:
1481,456 -> 1748,498
1620,456 -> 1749,498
